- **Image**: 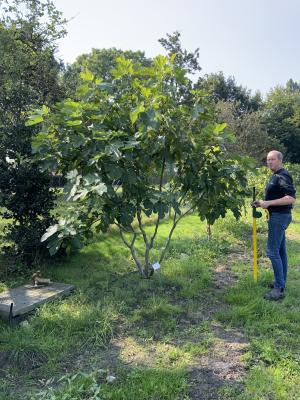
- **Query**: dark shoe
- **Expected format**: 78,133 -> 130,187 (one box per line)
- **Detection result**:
264,288 -> 285,301
268,283 -> 275,289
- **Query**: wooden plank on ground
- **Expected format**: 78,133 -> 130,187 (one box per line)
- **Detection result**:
0,283 -> 75,320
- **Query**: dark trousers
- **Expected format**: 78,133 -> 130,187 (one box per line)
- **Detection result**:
266,213 -> 292,289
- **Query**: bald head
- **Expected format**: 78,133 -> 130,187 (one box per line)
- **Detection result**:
268,150 -> 283,161
267,150 -> 283,172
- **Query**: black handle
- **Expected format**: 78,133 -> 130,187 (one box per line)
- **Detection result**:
252,187 -> 262,218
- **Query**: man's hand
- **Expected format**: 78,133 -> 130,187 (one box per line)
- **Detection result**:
251,200 -> 269,209
257,200 -> 270,209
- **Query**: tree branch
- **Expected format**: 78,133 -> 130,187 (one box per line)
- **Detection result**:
149,157 -> 165,248
159,157 -> 166,192
159,211 -> 177,264
137,209 -> 149,247
178,188 -> 189,206
159,205 -> 195,264
137,208 -> 152,276
119,227 -> 144,276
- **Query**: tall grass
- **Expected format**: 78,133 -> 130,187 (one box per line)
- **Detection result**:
217,203 -> 300,399
0,199 -> 299,399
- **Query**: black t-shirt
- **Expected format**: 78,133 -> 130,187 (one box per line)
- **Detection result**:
265,168 -> 296,213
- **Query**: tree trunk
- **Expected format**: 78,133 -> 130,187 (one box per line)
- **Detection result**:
206,223 -> 212,241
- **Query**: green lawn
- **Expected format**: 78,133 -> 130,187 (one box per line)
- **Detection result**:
217,203 -> 300,399
0,202 -> 299,399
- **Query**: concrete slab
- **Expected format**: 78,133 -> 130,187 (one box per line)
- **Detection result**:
0,282 -> 75,320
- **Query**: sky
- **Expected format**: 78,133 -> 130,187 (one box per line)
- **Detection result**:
52,0 -> 300,96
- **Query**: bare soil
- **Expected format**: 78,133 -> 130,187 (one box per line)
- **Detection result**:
187,246 -> 250,399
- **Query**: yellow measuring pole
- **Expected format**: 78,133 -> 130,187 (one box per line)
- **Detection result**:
252,187 -> 262,282
252,217 -> 258,282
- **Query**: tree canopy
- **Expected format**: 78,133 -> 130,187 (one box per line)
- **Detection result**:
197,72 -> 262,115
0,0 -> 66,263
262,83 -> 300,163
63,47 -> 151,97
30,54 -> 249,277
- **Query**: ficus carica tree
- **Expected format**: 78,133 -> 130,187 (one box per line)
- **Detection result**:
29,54 -> 250,278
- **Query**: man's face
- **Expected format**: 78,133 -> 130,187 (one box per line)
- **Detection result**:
267,152 -> 282,172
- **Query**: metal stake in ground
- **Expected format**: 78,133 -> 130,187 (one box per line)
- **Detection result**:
252,187 -> 262,282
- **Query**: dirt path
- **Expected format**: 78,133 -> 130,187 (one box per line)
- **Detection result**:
98,246 -> 251,399
187,246 -> 250,399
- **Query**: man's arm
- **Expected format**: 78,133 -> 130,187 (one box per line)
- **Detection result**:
256,195 -> 296,209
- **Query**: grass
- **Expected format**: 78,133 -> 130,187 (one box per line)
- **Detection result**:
217,203 -> 300,400
0,212 -> 220,399
0,200 -> 299,399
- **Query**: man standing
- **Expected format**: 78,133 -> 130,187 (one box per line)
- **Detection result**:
252,150 -> 296,300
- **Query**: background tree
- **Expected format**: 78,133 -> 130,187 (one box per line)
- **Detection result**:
262,82 -> 300,162
30,55 -> 249,278
158,31 -> 201,75
286,78 -> 300,95
63,48 -> 151,97
158,31 -> 202,104
0,0 -> 66,264
216,101 -> 284,164
197,72 -> 262,115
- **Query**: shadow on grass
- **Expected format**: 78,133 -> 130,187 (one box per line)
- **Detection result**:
0,228 -> 246,399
